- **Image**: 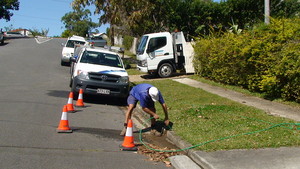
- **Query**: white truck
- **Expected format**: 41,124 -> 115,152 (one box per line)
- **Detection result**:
69,45 -> 129,98
136,31 -> 194,78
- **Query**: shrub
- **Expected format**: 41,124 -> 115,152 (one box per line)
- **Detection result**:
123,35 -> 134,50
193,18 -> 300,102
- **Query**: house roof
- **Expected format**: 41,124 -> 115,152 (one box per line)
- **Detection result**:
10,29 -> 29,32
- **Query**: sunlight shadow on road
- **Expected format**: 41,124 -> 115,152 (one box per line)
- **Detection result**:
47,90 -> 70,98
73,127 -> 123,141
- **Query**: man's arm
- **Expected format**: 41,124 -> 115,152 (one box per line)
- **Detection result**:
142,107 -> 159,119
161,103 -> 170,126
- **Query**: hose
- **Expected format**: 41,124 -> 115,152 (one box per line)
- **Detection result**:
138,117 -> 300,153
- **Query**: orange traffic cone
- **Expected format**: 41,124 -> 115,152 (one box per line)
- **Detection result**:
75,89 -> 85,107
120,119 -> 138,151
57,105 -> 72,133
67,92 -> 75,112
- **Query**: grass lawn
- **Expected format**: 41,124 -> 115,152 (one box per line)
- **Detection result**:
190,75 -> 300,109
126,64 -> 145,75
133,79 -> 300,152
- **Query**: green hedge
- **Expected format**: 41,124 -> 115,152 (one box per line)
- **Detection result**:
193,18 -> 300,102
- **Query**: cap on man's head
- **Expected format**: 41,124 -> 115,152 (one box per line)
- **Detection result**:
149,87 -> 159,102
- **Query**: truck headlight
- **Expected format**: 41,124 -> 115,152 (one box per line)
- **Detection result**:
141,60 -> 148,67
77,71 -> 89,80
118,76 -> 129,84
62,53 -> 71,58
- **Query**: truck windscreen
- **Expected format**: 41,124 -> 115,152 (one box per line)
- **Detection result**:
136,36 -> 148,54
80,51 -> 123,68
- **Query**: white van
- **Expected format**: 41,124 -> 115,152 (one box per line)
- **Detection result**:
61,35 -> 87,66
69,45 -> 129,98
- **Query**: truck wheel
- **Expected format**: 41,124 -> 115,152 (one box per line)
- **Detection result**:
72,90 -> 79,100
158,63 -> 173,78
71,83 -> 79,99
69,78 -> 73,88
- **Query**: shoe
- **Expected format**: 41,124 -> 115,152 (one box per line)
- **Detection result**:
120,127 -> 126,136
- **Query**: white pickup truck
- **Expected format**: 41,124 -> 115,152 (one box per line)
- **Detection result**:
69,45 -> 129,98
136,31 -> 194,77
61,35 -> 87,66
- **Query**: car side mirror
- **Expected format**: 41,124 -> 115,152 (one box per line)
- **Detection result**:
70,57 -> 77,63
61,43 -> 64,47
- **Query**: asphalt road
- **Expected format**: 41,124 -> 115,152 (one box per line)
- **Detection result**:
0,38 -> 167,169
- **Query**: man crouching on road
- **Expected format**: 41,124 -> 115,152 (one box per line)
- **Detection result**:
120,83 -> 170,136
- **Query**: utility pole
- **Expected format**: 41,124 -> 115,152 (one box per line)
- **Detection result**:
265,0 -> 270,24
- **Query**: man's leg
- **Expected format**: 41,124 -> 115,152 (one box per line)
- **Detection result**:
148,107 -> 163,136
148,107 -> 156,127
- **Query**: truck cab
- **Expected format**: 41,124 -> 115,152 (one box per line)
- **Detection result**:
136,31 -> 194,78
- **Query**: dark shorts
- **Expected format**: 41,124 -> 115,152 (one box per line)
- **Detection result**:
127,95 -> 138,107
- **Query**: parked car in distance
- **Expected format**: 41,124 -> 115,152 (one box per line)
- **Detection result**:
0,30 -> 4,44
87,35 -> 107,47
4,31 -> 24,38
69,45 -> 129,98
61,35 -> 87,66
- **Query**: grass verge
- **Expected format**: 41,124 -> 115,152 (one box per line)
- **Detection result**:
190,75 -> 300,108
135,79 -> 300,152
126,64 -> 145,75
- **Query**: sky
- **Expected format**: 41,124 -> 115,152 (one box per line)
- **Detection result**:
0,0 -> 109,37
0,0 -> 220,37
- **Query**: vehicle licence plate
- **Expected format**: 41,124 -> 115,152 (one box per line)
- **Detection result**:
97,88 -> 110,94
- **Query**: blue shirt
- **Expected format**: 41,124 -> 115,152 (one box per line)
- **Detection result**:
130,84 -> 165,108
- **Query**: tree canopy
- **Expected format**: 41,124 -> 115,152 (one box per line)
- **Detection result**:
61,7 -> 98,37
0,0 -> 19,21
71,0 -> 300,37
